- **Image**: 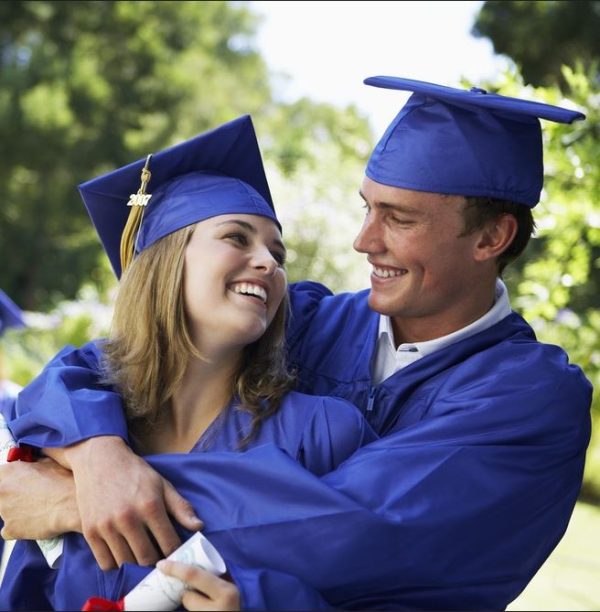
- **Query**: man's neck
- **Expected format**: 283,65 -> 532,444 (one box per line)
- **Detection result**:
390,280 -> 499,347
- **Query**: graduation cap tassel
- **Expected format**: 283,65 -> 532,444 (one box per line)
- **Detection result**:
120,155 -> 153,274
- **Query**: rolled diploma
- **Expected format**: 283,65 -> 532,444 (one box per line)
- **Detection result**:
0,413 -> 64,568
123,531 -> 227,611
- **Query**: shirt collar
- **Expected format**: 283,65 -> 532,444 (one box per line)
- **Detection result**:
377,278 -> 512,358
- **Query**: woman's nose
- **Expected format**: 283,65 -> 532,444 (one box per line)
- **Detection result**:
252,247 -> 278,274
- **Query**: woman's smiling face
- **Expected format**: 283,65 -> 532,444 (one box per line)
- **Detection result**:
183,214 -> 287,355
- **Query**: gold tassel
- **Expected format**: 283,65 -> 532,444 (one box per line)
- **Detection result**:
120,154 -> 153,274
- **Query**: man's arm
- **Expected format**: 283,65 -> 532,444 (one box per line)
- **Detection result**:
8,342 -> 203,569
0,458 -> 80,540
49,437 -> 202,569
0,443 -> 202,570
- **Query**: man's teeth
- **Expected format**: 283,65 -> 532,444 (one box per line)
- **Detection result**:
373,266 -> 405,278
232,283 -> 267,303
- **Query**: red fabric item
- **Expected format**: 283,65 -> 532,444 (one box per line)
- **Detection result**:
81,596 -> 124,611
6,444 -> 35,463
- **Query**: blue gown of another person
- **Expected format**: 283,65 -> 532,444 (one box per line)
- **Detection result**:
5,282 -> 593,611
0,362 -> 375,611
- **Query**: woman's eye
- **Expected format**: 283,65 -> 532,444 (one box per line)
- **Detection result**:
272,251 -> 286,266
226,233 -> 248,245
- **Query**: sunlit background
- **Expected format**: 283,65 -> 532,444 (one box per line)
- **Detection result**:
252,0 -> 509,134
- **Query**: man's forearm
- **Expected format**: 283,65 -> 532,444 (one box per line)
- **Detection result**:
0,458 -> 81,539
44,435 -> 128,470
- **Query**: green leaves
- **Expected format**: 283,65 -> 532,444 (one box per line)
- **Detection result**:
0,1 -> 272,310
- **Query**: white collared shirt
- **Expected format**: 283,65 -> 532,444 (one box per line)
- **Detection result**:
371,279 -> 512,385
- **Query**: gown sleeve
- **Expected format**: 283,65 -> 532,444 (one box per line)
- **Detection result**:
8,342 -> 128,448
297,396 -> 377,476
0,387 -> 20,568
287,281 -> 333,348
0,540 -> 55,611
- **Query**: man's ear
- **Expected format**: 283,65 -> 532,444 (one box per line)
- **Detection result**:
473,213 -> 518,262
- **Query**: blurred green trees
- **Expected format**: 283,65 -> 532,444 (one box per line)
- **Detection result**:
474,0 -> 600,498
472,0 -> 600,89
0,0 -> 371,310
1,1 -> 598,497
0,1 -> 268,309
507,67 -> 599,498
0,0 -> 372,393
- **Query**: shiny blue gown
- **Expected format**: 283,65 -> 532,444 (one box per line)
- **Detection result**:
0,387 -> 374,610
4,281 -> 593,610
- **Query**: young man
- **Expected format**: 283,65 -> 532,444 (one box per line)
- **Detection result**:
1,78 -> 592,610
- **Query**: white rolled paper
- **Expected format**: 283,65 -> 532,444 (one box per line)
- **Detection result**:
123,531 -> 227,611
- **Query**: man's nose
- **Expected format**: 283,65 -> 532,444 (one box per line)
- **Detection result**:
353,214 -> 384,254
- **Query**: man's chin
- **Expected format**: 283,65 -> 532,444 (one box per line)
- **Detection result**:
367,290 -> 397,317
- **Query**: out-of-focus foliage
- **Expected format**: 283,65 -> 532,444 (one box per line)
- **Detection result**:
0,0 -> 373,312
476,67 -> 600,498
0,0 -> 272,310
521,68 -> 600,500
473,0 -> 600,500
472,1 -> 600,89
257,98 -> 372,292
1,284 -> 113,386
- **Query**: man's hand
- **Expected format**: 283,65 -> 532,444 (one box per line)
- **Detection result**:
0,458 -> 80,539
55,436 -> 203,570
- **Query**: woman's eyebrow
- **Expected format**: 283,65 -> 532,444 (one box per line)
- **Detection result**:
216,219 -> 256,232
216,219 -> 286,253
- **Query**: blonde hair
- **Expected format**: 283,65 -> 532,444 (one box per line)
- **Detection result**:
102,223 -> 294,444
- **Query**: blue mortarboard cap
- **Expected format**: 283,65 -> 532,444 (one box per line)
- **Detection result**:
79,115 -> 278,278
0,290 -> 25,336
364,76 -> 585,207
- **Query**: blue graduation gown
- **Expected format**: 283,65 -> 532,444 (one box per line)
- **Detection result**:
0,390 -> 374,611
6,281 -> 593,610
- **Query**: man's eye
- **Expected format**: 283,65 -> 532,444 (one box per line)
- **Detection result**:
391,217 -> 413,226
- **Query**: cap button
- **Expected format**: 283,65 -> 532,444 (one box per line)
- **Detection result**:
470,87 -> 488,94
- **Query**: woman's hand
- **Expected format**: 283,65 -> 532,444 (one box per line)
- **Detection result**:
156,560 -> 240,611
0,457 -> 81,539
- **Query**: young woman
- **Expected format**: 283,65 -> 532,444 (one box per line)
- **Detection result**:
0,115 -> 375,611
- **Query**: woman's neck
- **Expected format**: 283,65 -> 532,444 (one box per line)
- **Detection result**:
137,350 -> 242,455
